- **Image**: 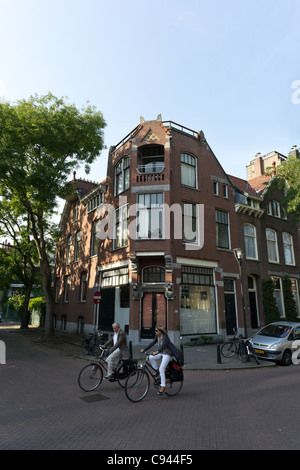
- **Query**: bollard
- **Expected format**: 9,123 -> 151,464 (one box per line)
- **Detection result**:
217,344 -> 222,364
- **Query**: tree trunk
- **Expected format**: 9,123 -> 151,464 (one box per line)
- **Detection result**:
40,255 -> 54,337
20,284 -> 32,329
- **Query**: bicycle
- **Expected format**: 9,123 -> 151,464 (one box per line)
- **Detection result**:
221,329 -> 245,358
78,349 -> 137,392
81,330 -> 107,357
124,353 -> 183,403
239,338 -> 259,365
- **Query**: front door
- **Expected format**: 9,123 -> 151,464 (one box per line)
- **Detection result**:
141,292 -> 166,339
224,279 -> 237,335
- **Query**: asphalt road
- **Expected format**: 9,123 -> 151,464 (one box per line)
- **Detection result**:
1,326 -> 300,452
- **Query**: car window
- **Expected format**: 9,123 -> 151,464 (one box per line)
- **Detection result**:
258,324 -> 292,338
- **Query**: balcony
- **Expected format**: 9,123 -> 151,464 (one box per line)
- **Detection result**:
136,164 -> 165,183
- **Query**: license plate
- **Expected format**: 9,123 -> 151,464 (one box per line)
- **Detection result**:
254,349 -> 264,354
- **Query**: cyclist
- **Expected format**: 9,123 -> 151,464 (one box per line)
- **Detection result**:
101,323 -> 129,379
141,326 -> 180,396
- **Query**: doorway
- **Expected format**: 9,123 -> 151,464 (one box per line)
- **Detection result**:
141,292 -> 166,339
224,279 -> 237,335
248,276 -> 259,329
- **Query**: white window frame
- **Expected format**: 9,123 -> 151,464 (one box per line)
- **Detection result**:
181,153 -> 197,189
244,224 -> 258,260
282,232 -> 295,266
266,228 -> 279,263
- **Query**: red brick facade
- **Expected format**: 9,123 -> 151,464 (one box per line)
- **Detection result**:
53,117 -> 300,346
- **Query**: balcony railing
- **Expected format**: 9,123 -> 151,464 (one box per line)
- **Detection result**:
136,164 -> 165,183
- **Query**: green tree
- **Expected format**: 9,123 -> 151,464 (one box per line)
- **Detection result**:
268,156 -> 300,221
0,93 -> 106,336
0,199 -> 40,329
282,276 -> 298,322
262,278 -> 280,324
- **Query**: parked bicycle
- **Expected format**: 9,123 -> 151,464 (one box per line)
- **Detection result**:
239,338 -> 259,365
124,353 -> 183,403
78,348 -> 137,392
221,329 -> 245,359
81,330 -> 107,357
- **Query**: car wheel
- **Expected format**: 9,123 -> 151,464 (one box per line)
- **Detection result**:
280,349 -> 292,366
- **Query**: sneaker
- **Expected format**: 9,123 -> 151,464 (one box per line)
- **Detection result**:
104,374 -> 114,380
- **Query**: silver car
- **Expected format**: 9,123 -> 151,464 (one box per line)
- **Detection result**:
251,322 -> 300,366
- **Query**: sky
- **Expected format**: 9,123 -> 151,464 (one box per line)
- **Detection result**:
1,0 -> 300,190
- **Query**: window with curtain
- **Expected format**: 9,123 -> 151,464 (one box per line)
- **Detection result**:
244,224 -> 257,259
283,232 -> 295,265
266,229 -> 279,263
114,204 -> 129,249
137,193 -> 163,239
181,153 -> 197,188
91,220 -> 100,257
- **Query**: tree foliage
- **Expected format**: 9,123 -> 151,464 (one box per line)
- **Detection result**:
0,93 -> 106,335
268,156 -> 300,221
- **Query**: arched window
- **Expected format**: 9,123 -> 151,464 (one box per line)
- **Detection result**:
266,229 -> 279,263
181,153 -> 197,188
244,224 -> 257,259
283,232 -> 295,265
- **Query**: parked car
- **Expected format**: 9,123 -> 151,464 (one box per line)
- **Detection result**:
251,322 -> 300,366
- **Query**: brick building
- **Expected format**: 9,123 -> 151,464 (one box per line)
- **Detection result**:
53,116 -> 300,346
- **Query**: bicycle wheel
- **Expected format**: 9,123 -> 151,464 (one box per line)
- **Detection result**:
239,343 -> 249,363
78,363 -> 103,391
165,379 -> 183,396
116,363 -> 127,388
221,341 -> 236,358
125,369 -> 150,402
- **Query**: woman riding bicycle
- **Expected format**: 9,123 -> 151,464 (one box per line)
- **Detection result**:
141,326 -> 179,396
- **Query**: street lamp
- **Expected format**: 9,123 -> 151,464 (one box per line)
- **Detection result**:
233,248 -> 248,338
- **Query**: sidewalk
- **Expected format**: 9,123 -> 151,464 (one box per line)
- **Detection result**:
0,324 -> 276,370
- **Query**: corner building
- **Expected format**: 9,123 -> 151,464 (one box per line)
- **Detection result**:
53,117 -> 300,347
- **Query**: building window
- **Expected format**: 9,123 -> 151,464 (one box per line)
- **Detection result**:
213,181 -> 219,196
180,266 -> 216,335
115,156 -> 130,196
244,224 -> 257,259
64,275 -> 70,302
66,235 -> 73,265
182,202 -> 198,243
91,220 -> 100,257
73,201 -> 79,222
266,229 -> 279,263
283,232 -> 295,265
181,153 -> 197,188
80,272 -> 87,302
223,184 -> 228,198
137,193 -> 163,239
55,277 -> 60,302
114,204 -> 129,249
143,266 -> 165,283
291,279 -> 300,317
74,231 -> 82,262
216,210 -> 230,249
272,277 -> 285,318
138,145 -> 164,173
